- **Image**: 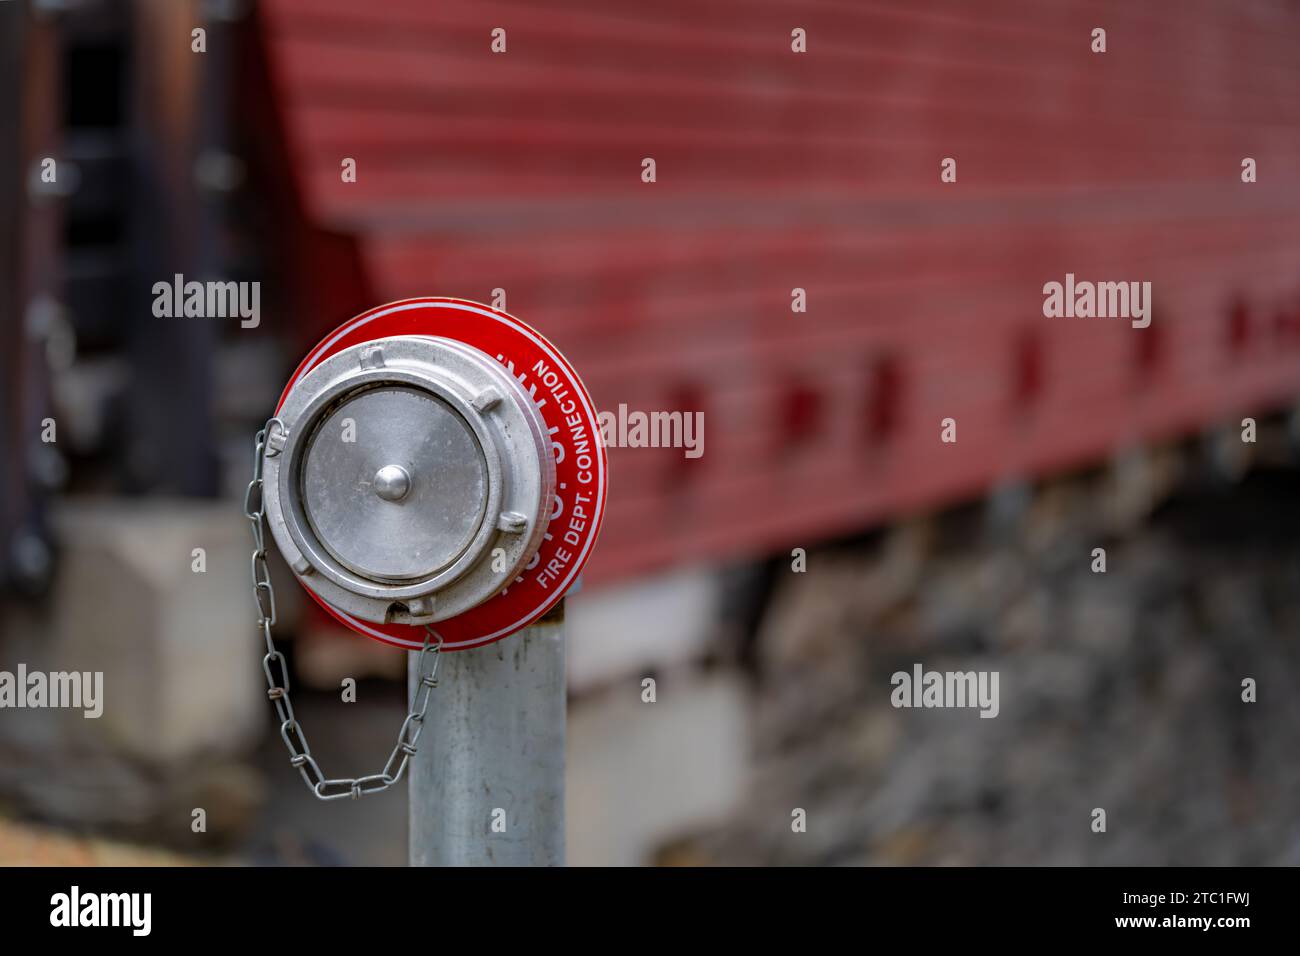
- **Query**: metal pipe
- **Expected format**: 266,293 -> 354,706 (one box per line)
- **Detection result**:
408,603 -> 566,866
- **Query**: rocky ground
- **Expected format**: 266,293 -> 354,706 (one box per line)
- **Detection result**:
663,464 -> 1300,865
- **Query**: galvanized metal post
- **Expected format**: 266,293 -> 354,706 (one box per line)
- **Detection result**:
408,603 -> 566,866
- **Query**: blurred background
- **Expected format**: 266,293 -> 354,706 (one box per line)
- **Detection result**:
3,0 -> 1300,865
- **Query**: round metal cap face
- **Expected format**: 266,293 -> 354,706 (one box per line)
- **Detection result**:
301,386 -> 489,582
264,334 -> 546,633
269,298 -> 609,651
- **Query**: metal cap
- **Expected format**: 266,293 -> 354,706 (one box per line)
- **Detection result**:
262,336 -> 555,625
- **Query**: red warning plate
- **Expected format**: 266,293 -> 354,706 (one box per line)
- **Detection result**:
275,298 -> 608,650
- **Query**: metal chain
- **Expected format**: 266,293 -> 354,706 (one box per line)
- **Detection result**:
243,418 -> 445,800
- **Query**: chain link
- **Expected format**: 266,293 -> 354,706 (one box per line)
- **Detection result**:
245,418 -> 444,800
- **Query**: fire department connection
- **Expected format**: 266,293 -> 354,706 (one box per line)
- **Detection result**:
244,299 -> 606,843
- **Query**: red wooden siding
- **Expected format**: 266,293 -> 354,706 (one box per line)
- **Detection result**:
255,0 -> 1300,583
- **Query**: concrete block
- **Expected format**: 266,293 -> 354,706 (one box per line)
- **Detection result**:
37,499 -> 263,763
567,669 -> 747,865
566,565 -> 722,691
